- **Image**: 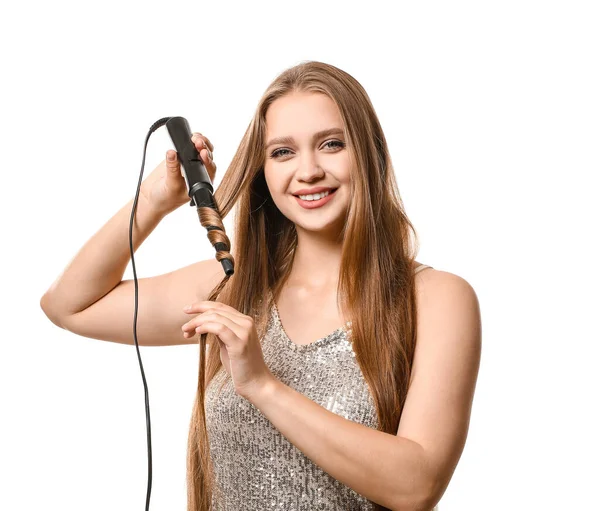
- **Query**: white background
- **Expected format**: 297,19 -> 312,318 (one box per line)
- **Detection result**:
1,1 -> 598,509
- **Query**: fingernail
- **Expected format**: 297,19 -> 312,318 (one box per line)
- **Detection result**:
167,152 -> 175,161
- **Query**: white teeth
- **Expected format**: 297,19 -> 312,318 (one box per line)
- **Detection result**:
298,190 -> 331,201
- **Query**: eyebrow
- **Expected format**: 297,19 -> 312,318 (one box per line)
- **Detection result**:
265,128 -> 345,150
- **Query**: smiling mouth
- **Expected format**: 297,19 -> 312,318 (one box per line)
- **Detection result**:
292,188 -> 339,210
292,188 -> 338,199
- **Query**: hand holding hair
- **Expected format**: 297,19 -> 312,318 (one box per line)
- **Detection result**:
182,300 -> 275,401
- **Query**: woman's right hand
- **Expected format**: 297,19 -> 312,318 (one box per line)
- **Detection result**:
140,132 -> 217,217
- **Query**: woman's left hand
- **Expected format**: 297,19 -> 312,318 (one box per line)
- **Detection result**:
182,300 -> 275,401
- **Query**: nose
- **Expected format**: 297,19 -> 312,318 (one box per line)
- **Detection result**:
296,151 -> 325,182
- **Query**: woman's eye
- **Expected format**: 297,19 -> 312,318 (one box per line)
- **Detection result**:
270,148 -> 292,159
323,140 -> 345,150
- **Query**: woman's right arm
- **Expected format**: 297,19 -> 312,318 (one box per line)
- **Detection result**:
40,190 -> 223,346
40,134 -> 223,346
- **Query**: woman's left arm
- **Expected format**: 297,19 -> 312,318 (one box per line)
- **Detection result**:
247,271 -> 482,511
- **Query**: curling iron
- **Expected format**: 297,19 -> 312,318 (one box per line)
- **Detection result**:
128,116 -> 232,510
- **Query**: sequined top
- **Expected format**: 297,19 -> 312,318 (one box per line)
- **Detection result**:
204,264 -> 438,510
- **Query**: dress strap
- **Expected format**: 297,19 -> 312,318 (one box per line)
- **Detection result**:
414,264 -> 432,274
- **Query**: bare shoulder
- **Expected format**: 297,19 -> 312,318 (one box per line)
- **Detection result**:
414,265 -> 479,307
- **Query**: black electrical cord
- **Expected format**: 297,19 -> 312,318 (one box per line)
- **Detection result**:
127,116 -> 171,511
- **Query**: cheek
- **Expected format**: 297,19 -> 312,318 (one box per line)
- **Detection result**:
263,170 -> 277,196
329,153 -> 352,182
263,172 -> 288,211
264,164 -> 290,194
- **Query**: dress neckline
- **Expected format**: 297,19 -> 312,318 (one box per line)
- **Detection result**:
268,291 -> 352,351
266,264 -> 430,351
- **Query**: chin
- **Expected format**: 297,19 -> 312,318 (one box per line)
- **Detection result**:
294,216 -> 346,235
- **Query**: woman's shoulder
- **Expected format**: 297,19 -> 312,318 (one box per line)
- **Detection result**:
414,261 -> 476,293
413,263 -> 479,326
412,262 -> 475,292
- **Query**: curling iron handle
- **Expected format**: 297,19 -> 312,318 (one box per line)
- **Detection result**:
165,117 -> 214,205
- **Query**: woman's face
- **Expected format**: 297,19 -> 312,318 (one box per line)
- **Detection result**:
263,91 -> 352,238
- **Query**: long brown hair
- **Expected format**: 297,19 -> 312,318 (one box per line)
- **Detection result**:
187,60 -> 420,511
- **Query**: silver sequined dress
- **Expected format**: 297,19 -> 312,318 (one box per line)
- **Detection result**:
204,265 -> 438,510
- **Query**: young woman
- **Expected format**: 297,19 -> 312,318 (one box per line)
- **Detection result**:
41,61 -> 481,511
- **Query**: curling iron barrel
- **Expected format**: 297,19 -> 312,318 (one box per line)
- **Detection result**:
166,116 -> 233,276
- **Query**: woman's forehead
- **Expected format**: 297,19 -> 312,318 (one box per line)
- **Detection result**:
265,92 -> 343,138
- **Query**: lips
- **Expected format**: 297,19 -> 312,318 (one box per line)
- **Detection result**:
293,187 -> 338,198
292,186 -> 337,196
294,188 -> 338,209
